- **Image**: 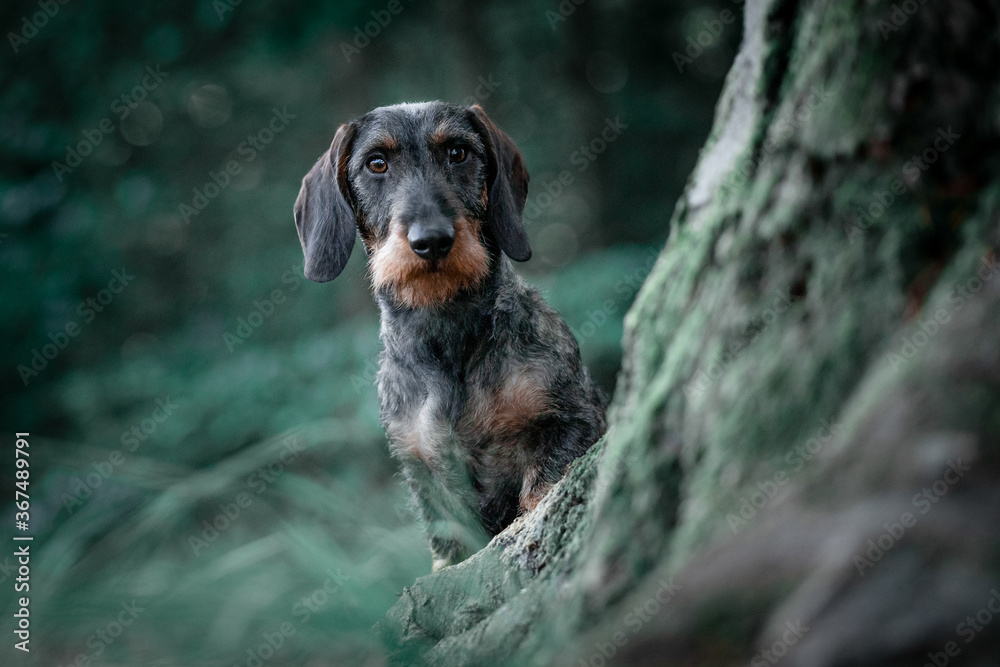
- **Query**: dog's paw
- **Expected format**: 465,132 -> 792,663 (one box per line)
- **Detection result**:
431,556 -> 455,572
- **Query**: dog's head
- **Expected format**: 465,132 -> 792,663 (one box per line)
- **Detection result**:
294,102 -> 530,308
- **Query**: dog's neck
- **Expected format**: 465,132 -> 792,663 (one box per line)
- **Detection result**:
374,256 -> 521,371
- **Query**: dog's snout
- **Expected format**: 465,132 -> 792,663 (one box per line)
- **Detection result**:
408,224 -> 455,261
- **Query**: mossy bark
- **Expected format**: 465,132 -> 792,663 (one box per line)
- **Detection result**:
377,0 -> 1000,664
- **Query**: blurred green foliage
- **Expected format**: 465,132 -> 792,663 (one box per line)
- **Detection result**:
0,0 -> 737,663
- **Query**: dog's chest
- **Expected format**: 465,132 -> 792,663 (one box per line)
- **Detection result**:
377,353 -> 550,470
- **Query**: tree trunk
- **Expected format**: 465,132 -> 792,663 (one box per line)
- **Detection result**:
377,0 -> 1000,664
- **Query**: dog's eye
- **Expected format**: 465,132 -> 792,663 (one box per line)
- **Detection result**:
367,157 -> 388,174
448,146 -> 467,164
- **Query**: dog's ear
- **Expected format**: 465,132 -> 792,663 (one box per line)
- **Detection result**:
469,105 -> 531,262
294,123 -> 358,282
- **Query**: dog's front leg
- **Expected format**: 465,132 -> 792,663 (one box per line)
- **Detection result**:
385,392 -> 490,570
400,440 -> 489,571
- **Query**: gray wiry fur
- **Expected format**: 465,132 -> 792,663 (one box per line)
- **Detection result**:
294,102 -> 607,569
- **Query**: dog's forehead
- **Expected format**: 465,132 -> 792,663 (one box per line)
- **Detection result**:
355,102 -> 476,147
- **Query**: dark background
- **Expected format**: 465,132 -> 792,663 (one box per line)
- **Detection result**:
0,0 -> 738,663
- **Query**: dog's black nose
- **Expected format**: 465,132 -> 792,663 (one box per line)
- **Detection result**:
408,226 -> 454,261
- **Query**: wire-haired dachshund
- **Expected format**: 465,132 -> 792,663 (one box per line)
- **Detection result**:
294,102 -> 607,570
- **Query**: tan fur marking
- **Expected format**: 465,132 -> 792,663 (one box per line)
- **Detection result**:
369,217 -> 489,308
519,470 -> 550,513
489,372 -> 550,435
387,425 -> 427,463
463,368 -> 552,440
431,128 -> 451,145
370,132 -> 398,151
